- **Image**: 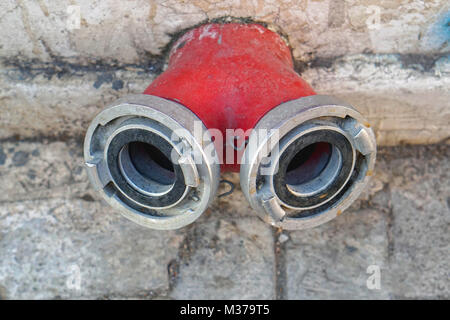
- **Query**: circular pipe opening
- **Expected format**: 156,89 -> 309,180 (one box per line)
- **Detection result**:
286,142 -> 331,184
129,141 -> 175,184
119,141 -> 175,196
285,142 -> 342,197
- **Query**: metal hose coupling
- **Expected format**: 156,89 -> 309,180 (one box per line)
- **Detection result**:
84,22 -> 376,230
239,95 -> 376,230
84,95 -> 220,230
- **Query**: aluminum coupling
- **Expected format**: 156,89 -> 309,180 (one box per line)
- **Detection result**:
84,94 -> 220,230
240,95 -> 376,230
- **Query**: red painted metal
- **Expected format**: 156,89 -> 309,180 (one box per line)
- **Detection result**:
144,23 -> 316,172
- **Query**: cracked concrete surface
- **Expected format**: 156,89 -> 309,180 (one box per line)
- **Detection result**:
0,140 -> 448,299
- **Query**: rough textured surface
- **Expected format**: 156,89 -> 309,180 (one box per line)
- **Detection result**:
0,140 -> 448,299
285,208 -> 390,299
304,54 -> 450,145
375,146 -> 450,299
0,140 -> 185,299
2,1 -> 448,63
0,1 -> 449,146
284,145 -> 450,299
1,54 -> 449,145
170,216 -> 275,299
0,0 -> 449,300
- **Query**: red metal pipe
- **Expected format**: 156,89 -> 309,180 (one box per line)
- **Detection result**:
144,23 -> 316,172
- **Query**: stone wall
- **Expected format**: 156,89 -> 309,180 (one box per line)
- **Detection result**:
0,1 -> 449,144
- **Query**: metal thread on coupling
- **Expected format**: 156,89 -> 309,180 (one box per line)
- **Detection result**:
240,95 -> 376,230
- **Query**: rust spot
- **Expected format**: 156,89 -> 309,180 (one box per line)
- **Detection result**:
366,170 -> 373,176
337,210 -> 342,216
319,193 -> 328,199
365,122 -> 371,128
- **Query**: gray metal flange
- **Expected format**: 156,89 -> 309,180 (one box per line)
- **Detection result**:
240,95 -> 376,230
84,94 -> 220,230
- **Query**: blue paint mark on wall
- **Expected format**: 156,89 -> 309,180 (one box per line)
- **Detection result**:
422,9 -> 450,51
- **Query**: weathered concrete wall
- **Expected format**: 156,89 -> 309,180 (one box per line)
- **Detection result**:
0,1 -> 449,144
3,0 -> 449,63
1,54 -> 448,145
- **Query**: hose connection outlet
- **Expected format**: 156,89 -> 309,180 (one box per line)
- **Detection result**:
84,95 -> 220,230
84,22 -> 376,230
240,95 -> 376,230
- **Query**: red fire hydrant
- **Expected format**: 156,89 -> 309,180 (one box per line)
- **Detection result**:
84,23 -> 376,230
